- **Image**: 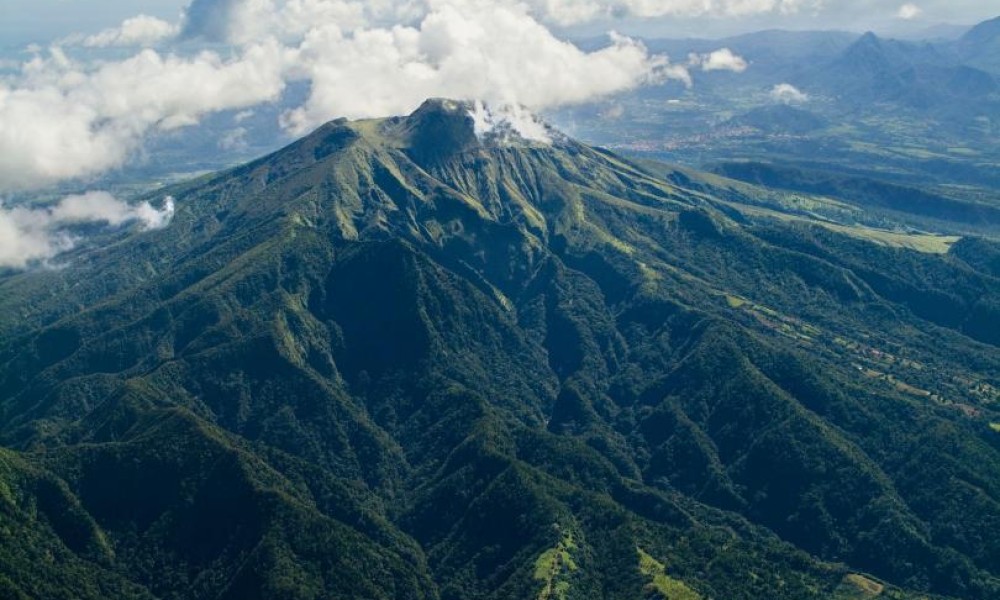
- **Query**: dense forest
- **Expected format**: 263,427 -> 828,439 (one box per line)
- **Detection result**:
0,100 -> 998,599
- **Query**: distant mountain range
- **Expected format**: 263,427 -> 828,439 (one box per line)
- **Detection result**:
550,14 -> 1000,209
799,29 -> 1000,112
1,99 -> 999,599
647,18 -> 1000,110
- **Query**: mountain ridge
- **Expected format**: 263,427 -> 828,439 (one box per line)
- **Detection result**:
1,101 -> 999,600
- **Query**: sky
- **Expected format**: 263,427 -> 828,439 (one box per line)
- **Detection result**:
1,0 -> 997,48
0,1 -> 185,47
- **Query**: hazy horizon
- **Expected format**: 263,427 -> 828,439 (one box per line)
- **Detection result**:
1,0 -> 996,48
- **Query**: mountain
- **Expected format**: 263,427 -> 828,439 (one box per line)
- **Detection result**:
643,30 -> 859,85
576,30 -> 858,91
957,16 -> 1000,73
786,29 -> 1000,129
1,99 -> 1000,600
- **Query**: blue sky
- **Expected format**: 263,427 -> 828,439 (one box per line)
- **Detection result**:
0,1 -> 184,47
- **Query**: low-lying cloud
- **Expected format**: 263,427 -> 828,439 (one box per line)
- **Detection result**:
770,83 -> 809,104
690,48 -> 748,73
470,101 -> 552,144
0,192 -> 175,268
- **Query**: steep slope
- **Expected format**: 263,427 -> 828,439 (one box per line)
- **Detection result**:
1,99 -> 999,600
958,15 -> 1000,73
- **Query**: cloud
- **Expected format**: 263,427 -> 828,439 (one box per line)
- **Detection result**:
0,42 -> 288,190
469,101 -> 552,143
521,0 -> 818,25
279,4 -> 677,134
770,83 -> 809,104
0,0 -> 801,190
180,0 -> 398,44
219,127 -> 250,150
234,109 -> 256,123
177,0 -> 818,41
0,192 -> 174,268
83,15 -> 180,47
896,3 -> 922,20
689,48 -> 748,72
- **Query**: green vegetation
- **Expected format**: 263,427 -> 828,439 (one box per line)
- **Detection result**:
709,161 -> 1000,236
534,529 -> 578,600
833,574 -> 885,599
725,294 -> 748,308
0,99 -> 998,599
638,547 -> 701,600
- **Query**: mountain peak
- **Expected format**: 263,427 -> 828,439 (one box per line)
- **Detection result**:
394,99 -> 477,163
834,31 -> 896,74
400,98 -> 481,164
396,99 -> 556,164
847,31 -> 885,56
405,98 -> 477,132
857,30 -> 881,44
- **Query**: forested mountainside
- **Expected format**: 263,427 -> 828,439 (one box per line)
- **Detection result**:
1,99 -> 998,600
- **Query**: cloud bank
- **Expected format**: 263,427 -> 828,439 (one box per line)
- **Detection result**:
0,42 -> 289,190
279,8 -> 675,135
0,0 -> 790,191
0,192 -> 175,268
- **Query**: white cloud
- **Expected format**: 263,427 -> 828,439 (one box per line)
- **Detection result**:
178,0 -> 818,41
84,15 -> 180,47
0,192 -> 174,268
896,3 -> 923,20
0,42 -> 289,190
469,101 -> 552,144
689,48 -> 748,72
0,0 -> 810,191
219,127 -> 250,150
770,83 -> 809,104
279,5 -> 677,134
234,109 -> 256,123
521,0 -> 818,25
